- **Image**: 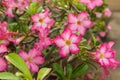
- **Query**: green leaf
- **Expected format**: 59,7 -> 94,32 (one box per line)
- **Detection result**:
0,72 -> 20,80
91,34 -> 97,45
5,53 -> 32,80
27,2 -> 40,15
37,68 -> 52,80
8,23 -> 18,32
67,64 -> 72,79
74,2 -> 86,11
53,63 -> 66,80
72,64 -> 88,78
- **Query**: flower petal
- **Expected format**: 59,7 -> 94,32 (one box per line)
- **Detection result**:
0,58 -> 7,71
0,44 -> 8,54
32,56 -> 44,65
68,13 -> 77,23
70,34 -> 81,43
54,36 -> 65,47
30,63 -> 39,72
70,44 -> 79,54
61,29 -> 71,40
59,46 -> 70,58
19,50 -> 28,61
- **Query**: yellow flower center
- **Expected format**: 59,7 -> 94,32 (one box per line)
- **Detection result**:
39,18 -> 44,23
65,40 -> 71,45
100,53 -> 104,59
28,57 -> 32,63
77,21 -> 81,25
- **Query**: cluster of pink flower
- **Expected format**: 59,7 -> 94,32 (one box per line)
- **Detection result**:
54,11 -> 92,57
0,22 -> 24,71
2,0 -> 42,17
80,0 -> 103,10
19,9 -> 54,72
0,0 -> 119,79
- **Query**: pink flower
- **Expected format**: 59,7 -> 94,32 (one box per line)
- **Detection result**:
31,9 -> 54,32
2,0 -> 17,17
99,25 -> 112,37
95,12 -> 102,18
94,41 -> 119,79
0,22 -> 12,42
0,44 -> 8,54
94,41 -> 119,68
68,12 -> 92,35
34,37 -> 52,51
54,29 -> 81,58
0,58 -> 7,72
33,28 -> 53,51
0,22 -> 23,45
19,48 -> 44,72
80,0 -> 103,10
99,31 -> 106,37
104,8 -> 112,17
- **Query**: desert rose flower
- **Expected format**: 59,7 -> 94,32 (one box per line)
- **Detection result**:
80,0 -> 103,10
95,12 -> 102,18
0,22 -> 13,44
104,8 -> 112,17
94,41 -> 119,80
2,0 -> 17,17
31,9 -> 54,32
19,48 -> 44,72
54,29 -> 81,58
0,58 -> 7,72
94,41 -> 119,68
68,12 -> 92,35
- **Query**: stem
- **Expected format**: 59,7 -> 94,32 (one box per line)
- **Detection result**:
41,56 -> 62,68
49,27 -> 63,34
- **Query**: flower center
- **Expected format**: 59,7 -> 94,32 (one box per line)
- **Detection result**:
28,57 -> 32,63
65,40 -> 71,45
77,21 -> 81,25
39,18 -> 44,23
100,53 -> 104,59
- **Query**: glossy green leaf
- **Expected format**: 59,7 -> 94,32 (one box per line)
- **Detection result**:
37,68 -> 52,80
0,72 -> 20,80
5,53 -> 32,80
92,34 -> 97,45
72,64 -> 88,78
27,2 -> 40,15
53,63 -> 66,80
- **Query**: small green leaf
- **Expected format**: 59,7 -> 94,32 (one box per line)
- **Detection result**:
37,68 -> 52,80
92,34 -> 97,45
74,2 -> 86,11
5,53 -> 32,80
67,64 -> 72,79
27,2 -> 40,15
72,64 -> 88,78
0,72 -> 20,80
53,63 -> 66,80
